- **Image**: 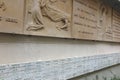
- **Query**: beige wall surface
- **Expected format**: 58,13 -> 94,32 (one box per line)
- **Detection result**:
0,34 -> 120,64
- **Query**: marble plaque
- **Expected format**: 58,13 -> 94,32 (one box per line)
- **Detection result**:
24,0 -> 72,38
112,10 -> 120,42
72,0 -> 99,40
0,0 -> 24,34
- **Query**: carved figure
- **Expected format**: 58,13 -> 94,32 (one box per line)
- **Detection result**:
27,0 -> 70,31
0,0 -> 6,11
99,2 -> 108,27
99,2 -> 109,36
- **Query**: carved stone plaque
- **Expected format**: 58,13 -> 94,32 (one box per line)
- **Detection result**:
0,0 -> 120,42
0,0 -> 24,33
112,10 -> 120,42
72,0 -> 99,40
24,0 -> 72,38
97,0 -> 113,41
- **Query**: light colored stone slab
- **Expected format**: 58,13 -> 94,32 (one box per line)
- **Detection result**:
0,0 -> 24,34
72,0 -> 114,42
112,10 -> 120,42
97,0 -> 113,41
72,0 -> 99,40
24,0 -> 72,38
0,53 -> 120,80
0,0 -> 120,42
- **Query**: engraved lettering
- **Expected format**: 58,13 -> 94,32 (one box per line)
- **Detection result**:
73,0 -> 98,39
5,18 -> 18,23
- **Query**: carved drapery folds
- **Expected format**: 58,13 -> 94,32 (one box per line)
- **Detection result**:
26,0 -> 71,31
0,0 -> 6,11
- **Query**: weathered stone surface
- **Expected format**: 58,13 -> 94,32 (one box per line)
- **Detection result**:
72,0 -> 99,40
112,9 -> 120,42
0,0 -> 120,42
97,0 -> 113,41
0,53 -> 120,80
0,0 -> 24,34
72,0 -> 113,42
24,0 -> 72,38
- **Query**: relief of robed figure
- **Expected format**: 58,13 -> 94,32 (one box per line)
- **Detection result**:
27,0 -> 70,31
0,0 -> 6,11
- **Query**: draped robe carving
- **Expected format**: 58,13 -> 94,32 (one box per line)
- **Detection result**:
27,0 -> 70,31
0,0 -> 6,11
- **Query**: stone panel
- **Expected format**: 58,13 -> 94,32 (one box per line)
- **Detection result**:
97,0 -> 113,41
112,10 -> 120,42
72,0 -> 99,40
0,0 -> 120,42
0,0 -> 24,34
24,0 -> 72,38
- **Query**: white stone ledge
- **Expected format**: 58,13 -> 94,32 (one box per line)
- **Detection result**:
0,53 -> 120,80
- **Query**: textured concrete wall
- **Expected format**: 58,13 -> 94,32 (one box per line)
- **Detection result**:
0,34 -> 120,64
0,53 -> 120,80
70,64 -> 120,80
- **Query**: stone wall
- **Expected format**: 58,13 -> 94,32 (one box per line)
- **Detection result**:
0,34 -> 120,64
70,64 -> 120,80
0,53 -> 120,80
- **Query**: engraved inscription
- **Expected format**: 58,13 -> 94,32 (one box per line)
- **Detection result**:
72,0 -> 98,40
113,10 -> 120,42
0,16 -> 18,23
0,0 -> 24,33
0,0 -> 120,42
72,0 -> 114,42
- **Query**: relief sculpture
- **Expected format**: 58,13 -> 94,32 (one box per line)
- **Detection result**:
98,1 -> 112,40
99,3 -> 108,27
0,0 -> 118,42
99,1 -> 109,37
27,0 -> 70,31
0,0 -> 6,11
